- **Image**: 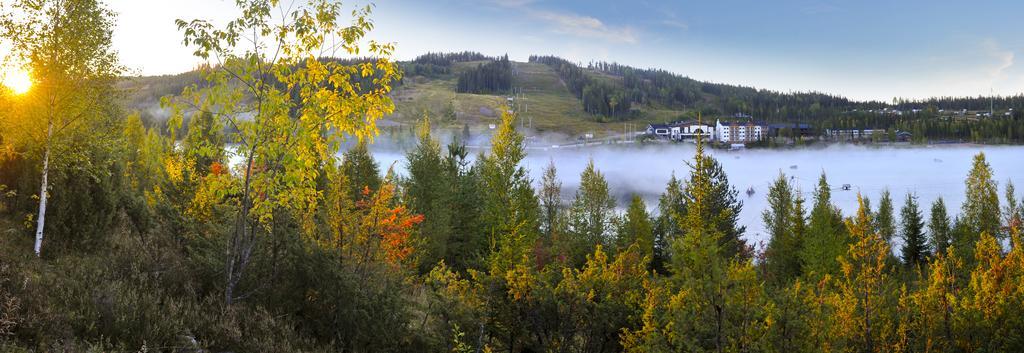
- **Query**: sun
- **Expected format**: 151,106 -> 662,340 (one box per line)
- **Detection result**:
2,68 -> 32,95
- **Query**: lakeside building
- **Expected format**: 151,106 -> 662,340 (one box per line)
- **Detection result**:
715,117 -> 767,143
646,121 -> 715,141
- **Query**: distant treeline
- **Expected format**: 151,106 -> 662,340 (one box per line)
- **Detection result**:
455,55 -> 512,95
404,51 -> 491,77
530,55 -> 637,120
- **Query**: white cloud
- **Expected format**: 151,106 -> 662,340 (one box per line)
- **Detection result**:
527,9 -> 638,44
980,38 -> 1014,80
489,0 -> 637,44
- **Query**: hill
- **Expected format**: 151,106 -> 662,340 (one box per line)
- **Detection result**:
116,52 -> 1024,143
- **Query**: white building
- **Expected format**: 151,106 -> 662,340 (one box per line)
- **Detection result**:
715,119 -> 766,143
670,123 -> 715,141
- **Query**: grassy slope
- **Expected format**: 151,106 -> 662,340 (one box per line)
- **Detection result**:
391,61 -> 688,139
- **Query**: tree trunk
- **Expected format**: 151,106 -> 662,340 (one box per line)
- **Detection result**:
33,121 -> 53,257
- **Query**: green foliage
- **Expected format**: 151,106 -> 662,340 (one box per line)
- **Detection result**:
900,193 -> 928,269
618,195 -> 654,261
928,197 -> 953,256
800,172 -> 849,278
455,55 -> 512,94
763,172 -> 803,285
875,188 -> 896,244
565,159 -> 618,266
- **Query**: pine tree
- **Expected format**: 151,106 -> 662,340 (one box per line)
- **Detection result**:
479,110 -> 539,272
566,159 -> 617,266
442,139 -> 484,271
653,173 -> 684,273
618,194 -> 654,261
876,189 -> 896,244
342,140 -> 382,201
763,172 -> 801,284
900,192 -> 928,269
929,197 -> 952,256
539,160 -> 564,242
404,115 -> 452,272
800,172 -> 848,278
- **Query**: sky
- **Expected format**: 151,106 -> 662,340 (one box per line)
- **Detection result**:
99,0 -> 1024,101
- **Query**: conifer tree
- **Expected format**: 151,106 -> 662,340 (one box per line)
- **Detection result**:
404,115 -> 452,271
876,189 -> 896,244
618,195 -> 654,261
763,172 -> 801,284
566,159 -> 617,266
800,172 -> 848,277
900,192 -> 928,269
342,140 -> 382,201
653,173 -> 684,272
929,197 -> 952,256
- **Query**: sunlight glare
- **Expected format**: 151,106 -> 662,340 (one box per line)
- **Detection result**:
2,68 -> 32,95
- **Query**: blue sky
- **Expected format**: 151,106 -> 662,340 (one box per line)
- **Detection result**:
104,0 -> 1024,101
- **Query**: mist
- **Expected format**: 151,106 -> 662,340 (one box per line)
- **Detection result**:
366,141 -> 1024,249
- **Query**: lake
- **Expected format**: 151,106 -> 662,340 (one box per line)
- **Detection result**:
370,143 -> 1024,249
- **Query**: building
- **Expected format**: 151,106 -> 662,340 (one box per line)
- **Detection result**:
670,122 -> 715,141
767,123 -> 813,138
716,118 -> 767,143
825,128 -> 884,141
646,123 -> 671,138
647,122 -> 715,141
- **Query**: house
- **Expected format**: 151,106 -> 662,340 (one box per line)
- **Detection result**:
646,123 -> 671,138
669,122 -> 715,141
716,118 -> 767,143
896,130 -> 912,142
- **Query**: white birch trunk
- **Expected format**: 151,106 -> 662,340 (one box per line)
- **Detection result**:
33,121 -> 53,256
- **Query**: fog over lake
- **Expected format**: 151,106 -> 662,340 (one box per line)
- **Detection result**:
366,143 -> 1024,249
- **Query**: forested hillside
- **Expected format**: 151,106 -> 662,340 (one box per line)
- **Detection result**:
3,1 -> 1024,352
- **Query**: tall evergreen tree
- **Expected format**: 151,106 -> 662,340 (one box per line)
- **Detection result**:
442,138 -> 484,271
539,160 -> 564,242
566,159 -> 617,266
618,194 -> 654,260
763,172 -> 801,283
928,197 -> 952,256
681,147 -> 747,260
342,140 -> 382,200
800,172 -> 849,277
479,110 -> 539,272
653,173 -> 684,273
900,192 -> 928,269
404,115 -> 452,272
875,189 -> 896,244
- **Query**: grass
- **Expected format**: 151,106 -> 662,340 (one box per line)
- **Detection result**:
391,61 -> 691,140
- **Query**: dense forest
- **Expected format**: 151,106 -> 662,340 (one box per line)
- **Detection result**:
404,51 -> 492,78
531,55 -> 638,120
2,1 -> 1024,352
455,55 -> 512,94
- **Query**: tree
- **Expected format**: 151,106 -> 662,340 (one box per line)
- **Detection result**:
763,172 -> 801,284
962,152 -> 1000,240
1,0 -> 124,256
478,110 -> 539,273
342,140 -> 382,201
404,115 -> 452,271
566,159 -> 617,266
538,159 -> 564,243
832,195 -> 899,352
169,0 -> 400,305
929,197 -> 952,256
800,172 -> 848,278
653,173 -> 684,272
1004,180 -> 1022,238
875,189 -> 896,244
618,194 -> 654,260
900,193 -> 928,269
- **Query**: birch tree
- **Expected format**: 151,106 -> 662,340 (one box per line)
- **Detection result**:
169,0 -> 400,305
0,0 -> 122,256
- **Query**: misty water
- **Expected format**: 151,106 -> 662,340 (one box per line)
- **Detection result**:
368,143 -> 1024,249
